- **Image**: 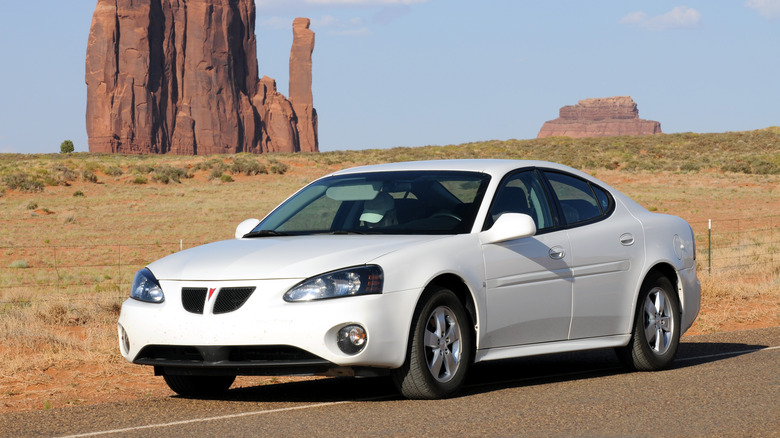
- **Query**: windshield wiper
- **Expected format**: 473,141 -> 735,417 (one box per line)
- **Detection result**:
327,230 -> 366,235
242,230 -> 291,238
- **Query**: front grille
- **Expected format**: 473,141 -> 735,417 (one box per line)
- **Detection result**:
136,345 -> 204,363
228,346 -> 323,362
213,287 -> 256,314
181,288 -> 207,314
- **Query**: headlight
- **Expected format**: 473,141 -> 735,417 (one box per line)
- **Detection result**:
284,265 -> 383,302
130,268 -> 165,303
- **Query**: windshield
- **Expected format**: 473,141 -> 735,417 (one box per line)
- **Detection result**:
252,170 -> 491,235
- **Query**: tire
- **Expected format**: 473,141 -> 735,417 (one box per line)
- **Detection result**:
163,374 -> 236,398
392,286 -> 473,399
616,273 -> 681,371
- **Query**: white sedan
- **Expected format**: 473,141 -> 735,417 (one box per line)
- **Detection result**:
118,159 -> 700,399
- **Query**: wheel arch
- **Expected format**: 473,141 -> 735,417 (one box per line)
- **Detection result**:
425,273 -> 478,332
637,262 -> 683,317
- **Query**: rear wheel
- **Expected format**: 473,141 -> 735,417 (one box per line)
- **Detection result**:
392,286 -> 473,399
163,374 -> 236,398
617,273 -> 680,371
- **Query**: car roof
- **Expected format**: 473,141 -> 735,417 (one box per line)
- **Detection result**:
328,159 -> 582,178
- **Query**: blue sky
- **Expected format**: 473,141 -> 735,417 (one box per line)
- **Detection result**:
0,0 -> 778,154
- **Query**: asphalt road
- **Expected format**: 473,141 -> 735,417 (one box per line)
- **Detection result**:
2,327 -> 778,437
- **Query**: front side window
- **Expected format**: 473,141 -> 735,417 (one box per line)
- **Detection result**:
485,170 -> 554,231
255,171 -> 491,235
544,171 -> 611,224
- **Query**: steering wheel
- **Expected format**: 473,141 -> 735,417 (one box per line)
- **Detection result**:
430,212 -> 462,222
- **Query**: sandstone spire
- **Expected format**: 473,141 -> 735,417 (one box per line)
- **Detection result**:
289,17 -> 318,153
85,0 -> 318,155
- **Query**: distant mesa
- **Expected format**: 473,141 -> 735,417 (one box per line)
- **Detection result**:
537,96 -> 661,139
85,0 -> 317,155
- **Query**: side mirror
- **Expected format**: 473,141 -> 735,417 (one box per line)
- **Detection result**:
235,218 -> 261,239
480,213 -> 537,244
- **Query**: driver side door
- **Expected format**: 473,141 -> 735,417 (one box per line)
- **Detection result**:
481,170 -> 573,348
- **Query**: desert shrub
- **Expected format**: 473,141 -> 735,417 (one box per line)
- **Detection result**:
26,201 -> 38,210
45,164 -> 78,186
151,165 -> 187,184
193,158 -> 224,171
73,190 -> 85,197
131,176 -> 148,185
680,162 -> 701,172
82,170 -> 99,183
35,302 -> 70,326
104,166 -> 123,177
231,156 -> 267,175
750,160 -> 779,175
2,173 -> 44,192
84,161 -> 100,172
9,260 -> 29,269
220,174 -> 234,183
208,167 -> 226,181
42,175 -> 60,186
267,159 -> 288,175
131,164 -> 155,174
64,215 -> 76,224
51,164 -> 78,181
721,161 -> 752,174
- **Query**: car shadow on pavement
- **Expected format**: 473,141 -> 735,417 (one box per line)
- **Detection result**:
181,341 -> 769,404
671,340 -> 770,368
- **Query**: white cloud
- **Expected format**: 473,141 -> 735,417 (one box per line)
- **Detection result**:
619,11 -> 648,25
745,0 -> 780,19
620,6 -> 701,30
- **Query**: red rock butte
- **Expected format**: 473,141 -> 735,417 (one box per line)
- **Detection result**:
537,96 -> 661,139
85,0 -> 317,155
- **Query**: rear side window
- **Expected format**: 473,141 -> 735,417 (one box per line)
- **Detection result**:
592,185 -> 611,213
544,171 -> 611,224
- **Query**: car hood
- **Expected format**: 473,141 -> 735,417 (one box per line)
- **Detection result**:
147,234 -> 447,281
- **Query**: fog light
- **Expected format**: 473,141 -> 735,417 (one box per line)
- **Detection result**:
118,324 -> 130,355
337,325 -> 367,355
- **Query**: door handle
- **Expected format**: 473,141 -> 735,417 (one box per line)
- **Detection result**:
620,233 -> 635,246
549,246 -> 565,260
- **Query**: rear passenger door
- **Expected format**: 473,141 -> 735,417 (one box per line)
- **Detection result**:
542,171 -> 644,339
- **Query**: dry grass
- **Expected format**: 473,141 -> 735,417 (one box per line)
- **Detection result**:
691,268 -> 780,334
0,129 -> 778,412
0,290 -> 121,374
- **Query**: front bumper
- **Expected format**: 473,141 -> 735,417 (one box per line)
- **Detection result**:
679,265 -> 701,334
118,278 -> 420,374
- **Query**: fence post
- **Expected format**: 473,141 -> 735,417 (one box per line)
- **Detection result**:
708,219 -> 712,274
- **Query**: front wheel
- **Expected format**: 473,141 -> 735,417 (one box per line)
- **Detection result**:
616,273 -> 681,371
163,374 -> 236,398
392,286 -> 473,399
